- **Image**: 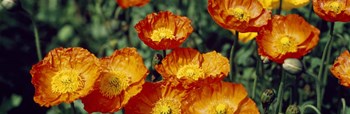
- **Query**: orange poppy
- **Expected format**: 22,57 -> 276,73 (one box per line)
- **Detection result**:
208,0 -> 271,32
30,47 -> 100,107
313,0 -> 350,22
256,14 -> 320,64
184,81 -> 259,114
124,82 -> 188,114
331,50 -> 350,87
155,48 -> 230,87
116,0 -> 150,9
81,48 -> 149,113
135,11 -> 193,50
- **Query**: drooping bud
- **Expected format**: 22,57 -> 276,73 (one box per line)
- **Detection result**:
152,53 -> 163,68
261,89 -> 276,105
282,58 -> 303,75
286,104 -> 300,114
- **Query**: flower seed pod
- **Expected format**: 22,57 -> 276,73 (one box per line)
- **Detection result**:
260,55 -> 270,64
286,104 -> 300,114
282,58 -> 303,75
261,89 -> 276,105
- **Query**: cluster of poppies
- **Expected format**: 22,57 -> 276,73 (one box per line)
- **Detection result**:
30,0 -> 350,113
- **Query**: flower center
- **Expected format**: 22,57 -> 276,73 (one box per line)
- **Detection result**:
275,36 -> 298,55
228,8 -> 249,21
51,70 -> 83,94
99,71 -> 129,98
150,27 -> 175,42
176,64 -> 205,80
152,98 -> 180,114
324,1 -> 343,14
215,104 -> 227,114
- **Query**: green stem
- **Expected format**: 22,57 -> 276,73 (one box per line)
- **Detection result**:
316,22 -> 335,110
275,69 -> 286,114
253,44 -> 264,99
163,50 -> 167,57
71,102 -> 76,114
277,0 -> 283,15
229,31 -> 239,82
33,23 -> 42,60
22,8 -> 42,60
252,73 -> 257,99
307,1 -> 313,22
301,104 -> 321,114
341,98 -> 346,114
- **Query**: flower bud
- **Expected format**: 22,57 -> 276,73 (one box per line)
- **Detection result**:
260,56 -> 270,64
282,58 -> 303,75
1,0 -> 20,11
261,89 -> 276,105
152,53 -> 163,68
286,104 -> 300,114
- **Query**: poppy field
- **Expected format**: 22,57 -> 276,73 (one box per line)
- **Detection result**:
1,0 -> 350,114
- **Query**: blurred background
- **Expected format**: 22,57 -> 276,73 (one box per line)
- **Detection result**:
1,0 -> 350,114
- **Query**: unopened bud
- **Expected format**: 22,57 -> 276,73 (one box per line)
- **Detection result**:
261,89 -> 276,105
260,56 -> 270,64
282,58 -> 303,75
152,53 -> 163,68
286,104 -> 300,114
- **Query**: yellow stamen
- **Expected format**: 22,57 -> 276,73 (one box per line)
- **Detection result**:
275,36 -> 297,55
99,71 -> 129,98
51,70 -> 83,94
176,64 -> 205,80
324,1 -> 344,14
152,98 -> 180,114
228,8 -> 250,21
215,104 -> 227,114
150,27 -> 175,42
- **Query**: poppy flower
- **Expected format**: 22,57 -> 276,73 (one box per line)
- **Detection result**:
258,0 -> 280,9
258,0 -> 310,10
135,11 -> 193,50
30,47 -> 100,107
81,48 -> 149,113
229,29 -> 258,43
256,14 -> 320,64
116,0 -> 150,9
331,50 -> 350,87
124,82 -> 189,114
208,0 -> 271,32
155,48 -> 230,87
313,0 -> 350,22
184,81 -> 259,114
